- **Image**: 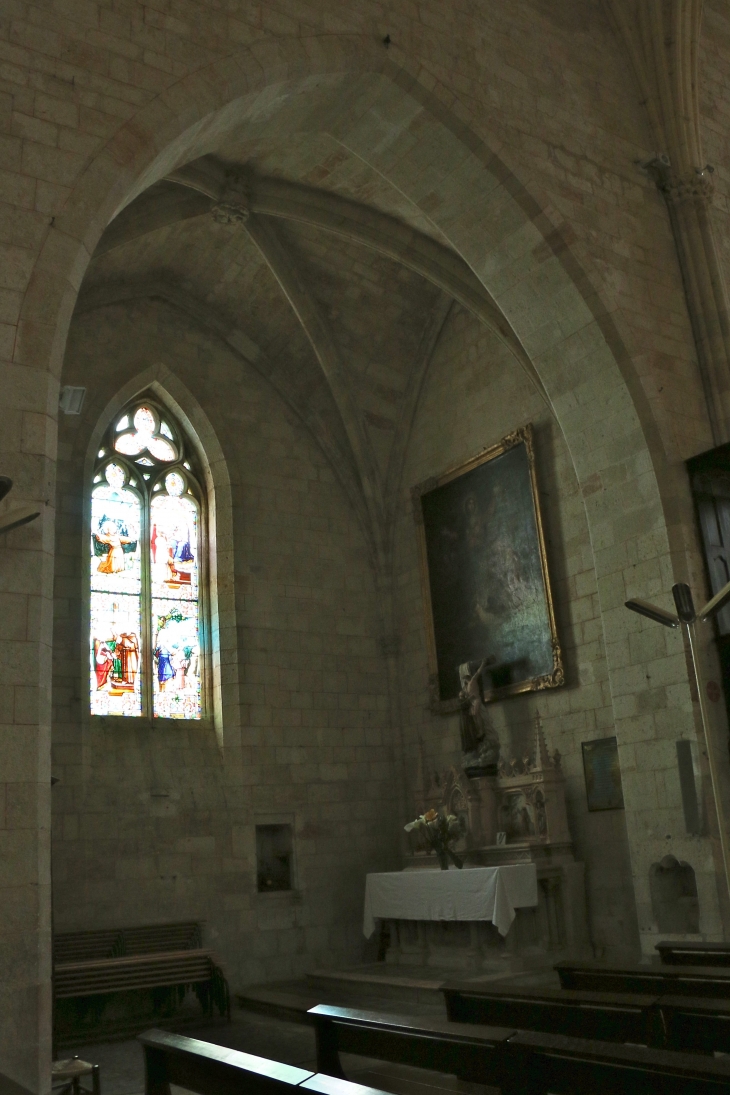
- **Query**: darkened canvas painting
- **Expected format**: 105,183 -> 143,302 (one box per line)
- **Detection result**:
415,425 -> 563,710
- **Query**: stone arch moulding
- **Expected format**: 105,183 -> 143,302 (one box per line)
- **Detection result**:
26,32 -> 724,943
81,362 -> 240,751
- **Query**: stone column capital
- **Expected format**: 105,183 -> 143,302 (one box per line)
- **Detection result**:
645,158 -> 715,206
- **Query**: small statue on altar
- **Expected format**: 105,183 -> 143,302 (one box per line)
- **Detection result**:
458,657 -> 500,773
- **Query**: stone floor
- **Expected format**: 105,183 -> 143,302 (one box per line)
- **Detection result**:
59,965 -> 561,1095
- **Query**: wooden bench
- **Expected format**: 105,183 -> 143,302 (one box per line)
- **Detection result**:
556,958 -> 730,998
442,980 -> 730,1054
657,941 -> 730,967
55,949 -> 230,1020
443,981 -> 661,1045
309,1003 -> 514,1083
660,994 -> 730,1054
502,1028 -> 730,1095
138,1028 -> 391,1095
54,922 -> 202,964
308,1004 -> 730,1094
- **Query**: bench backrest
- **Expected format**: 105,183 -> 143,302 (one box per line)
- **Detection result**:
556,959 -> 730,998
309,1004 -> 730,1095
55,949 -> 215,999
442,982 -> 660,1045
660,994 -> 730,1054
443,981 -> 730,1055
503,1028 -> 730,1095
54,922 -> 202,963
138,1029 -> 392,1095
309,1003 -> 512,1083
657,942 -> 730,967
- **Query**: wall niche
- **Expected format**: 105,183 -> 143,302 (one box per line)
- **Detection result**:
649,855 -> 699,933
256,824 -> 293,893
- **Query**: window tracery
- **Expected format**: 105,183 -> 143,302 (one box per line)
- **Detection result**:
90,398 -> 204,719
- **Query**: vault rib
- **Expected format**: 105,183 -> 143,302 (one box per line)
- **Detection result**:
243,212 -> 387,567
99,160 -> 548,408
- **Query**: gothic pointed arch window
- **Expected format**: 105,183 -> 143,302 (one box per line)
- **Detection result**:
90,397 -> 205,719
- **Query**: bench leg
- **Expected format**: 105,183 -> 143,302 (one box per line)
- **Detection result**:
143,1047 -> 171,1095
314,1020 -> 346,1080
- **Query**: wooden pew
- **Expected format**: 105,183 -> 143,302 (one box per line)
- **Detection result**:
141,1027 -> 314,1095
308,1003 -> 514,1083
443,980 -> 730,1054
138,1028 -> 392,1095
657,941 -> 730,967
502,1029 -> 730,1095
660,994 -> 730,1054
555,958 -> 730,998
442,981 -> 661,1045
308,1004 -> 730,1095
55,949 -> 230,1020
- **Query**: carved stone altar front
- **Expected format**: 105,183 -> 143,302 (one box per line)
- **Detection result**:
389,717 -> 590,970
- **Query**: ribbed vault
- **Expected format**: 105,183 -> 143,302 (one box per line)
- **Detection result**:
78,153 -> 542,572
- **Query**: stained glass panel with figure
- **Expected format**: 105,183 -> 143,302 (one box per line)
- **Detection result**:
151,599 -> 201,719
90,463 -> 142,715
90,593 -> 142,716
150,472 -> 201,718
150,478 -> 199,601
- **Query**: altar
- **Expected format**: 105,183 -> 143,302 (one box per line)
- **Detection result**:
363,864 -> 538,939
378,716 -> 591,970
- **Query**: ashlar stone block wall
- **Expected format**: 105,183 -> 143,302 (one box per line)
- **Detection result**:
394,304 -> 641,961
2,0 -> 730,1086
51,299 -> 399,988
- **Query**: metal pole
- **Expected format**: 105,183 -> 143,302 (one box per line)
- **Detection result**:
685,621 -> 730,902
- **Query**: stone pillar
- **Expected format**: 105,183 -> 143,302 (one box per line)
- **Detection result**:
647,162 -> 730,443
0,372 -> 55,1091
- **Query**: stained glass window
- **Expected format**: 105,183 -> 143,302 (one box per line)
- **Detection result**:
90,399 -> 204,720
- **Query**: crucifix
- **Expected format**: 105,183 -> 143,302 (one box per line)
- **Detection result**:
626,579 -> 730,903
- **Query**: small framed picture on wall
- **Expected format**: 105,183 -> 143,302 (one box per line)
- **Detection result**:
582,736 -> 624,811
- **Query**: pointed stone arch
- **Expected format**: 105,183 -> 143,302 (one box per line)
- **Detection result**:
23,31 -> 724,958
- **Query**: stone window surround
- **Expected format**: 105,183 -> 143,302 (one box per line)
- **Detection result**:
80,364 -> 240,748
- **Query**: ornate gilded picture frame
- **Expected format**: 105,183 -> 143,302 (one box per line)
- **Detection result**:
413,424 -> 563,713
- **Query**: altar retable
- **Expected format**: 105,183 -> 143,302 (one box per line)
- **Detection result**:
370,715 -> 589,971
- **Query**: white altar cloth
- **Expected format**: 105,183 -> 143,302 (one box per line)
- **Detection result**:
363,864 -> 538,938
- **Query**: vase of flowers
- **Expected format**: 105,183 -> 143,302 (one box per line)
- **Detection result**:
404,808 -> 464,869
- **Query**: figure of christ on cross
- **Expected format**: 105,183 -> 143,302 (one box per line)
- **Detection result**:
458,656 -> 501,771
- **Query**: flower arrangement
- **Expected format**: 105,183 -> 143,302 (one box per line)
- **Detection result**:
404,808 -> 464,870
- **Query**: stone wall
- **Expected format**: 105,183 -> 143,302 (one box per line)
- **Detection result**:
394,304 -> 641,961
51,299 -> 399,988
2,0 -> 730,1085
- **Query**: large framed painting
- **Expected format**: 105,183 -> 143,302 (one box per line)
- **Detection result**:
413,424 -> 563,712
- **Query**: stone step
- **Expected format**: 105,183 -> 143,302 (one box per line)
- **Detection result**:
306,965 -> 449,1012
235,983 -> 323,1025
236,962 -> 560,1026
235,967 -> 446,1025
